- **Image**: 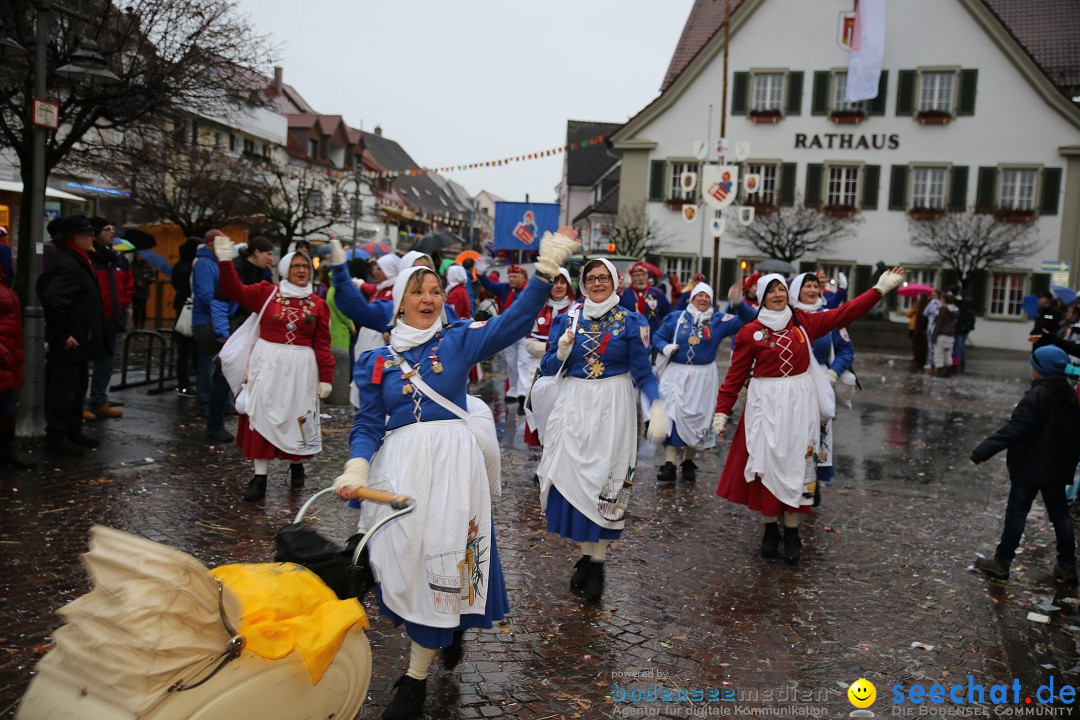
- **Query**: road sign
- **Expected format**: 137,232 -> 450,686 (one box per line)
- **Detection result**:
32,99 -> 59,130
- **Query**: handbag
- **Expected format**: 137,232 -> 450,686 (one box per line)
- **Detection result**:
800,327 -> 835,423
174,299 -> 193,338
218,291 -> 276,397
525,308 -> 581,445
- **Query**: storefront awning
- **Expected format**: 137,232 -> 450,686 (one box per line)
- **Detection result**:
0,179 -> 87,202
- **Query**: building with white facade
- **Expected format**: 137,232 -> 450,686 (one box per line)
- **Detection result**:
610,0 -> 1080,350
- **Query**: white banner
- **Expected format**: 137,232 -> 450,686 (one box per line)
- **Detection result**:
845,0 -> 885,103
738,207 -> 756,226
702,165 -> 739,210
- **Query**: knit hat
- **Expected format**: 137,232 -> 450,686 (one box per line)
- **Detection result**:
743,272 -> 762,292
507,264 -> 527,277
1030,346 -> 1068,377
629,261 -> 650,276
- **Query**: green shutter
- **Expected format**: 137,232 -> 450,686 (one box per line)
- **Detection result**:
701,256 -> 713,283
861,165 -> 881,210
975,166 -> 997,212
854,264 -> 872,294
649,160 -> 666,202
941,268 -> 960,291
786,71 -> 803,116
1030,272 -> 1051,297
969,269 -> 988,317
779,162 -> 797,206
1040,167 -> 1062,215
720,258 -> 737,293
799,261 -> 816,274
731,72 -> 749,115
957,69 -> 978,116
888,165 -> 909,211
811,71 -> 830,116
896,70 -> 916,116
949,166 -> 969,211
805,164 -> 823,208
869,70 -> 889,115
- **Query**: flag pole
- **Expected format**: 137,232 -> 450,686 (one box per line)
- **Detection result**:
711,0 -> 730,290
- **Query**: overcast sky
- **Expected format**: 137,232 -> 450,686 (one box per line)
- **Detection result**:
233,0 -> 695,203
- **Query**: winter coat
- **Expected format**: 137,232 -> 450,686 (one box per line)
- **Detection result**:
931,303 -> 958,342
87,242 -> 132,343
191,244 -> 219,330
0,279 -> 24,391
971,376 -> 1080,487
37,242 -> 104,363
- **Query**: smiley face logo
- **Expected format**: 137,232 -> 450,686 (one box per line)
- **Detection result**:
848,678 -> 876,708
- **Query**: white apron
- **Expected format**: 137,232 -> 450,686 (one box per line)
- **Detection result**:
537,375 -> 638,529
349,327 -> 387,407
360,420 -> 492,628
660,362 -> 718,451
743,372 -> 817,509
244,338 -> 321,455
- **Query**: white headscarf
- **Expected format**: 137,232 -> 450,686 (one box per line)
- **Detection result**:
755,273 -> 792,331
376,254 -> 402,291
547,268 -> 573,312
277,251 -> 312,298
445,264 -> 468,293
389,266 -> 447,352
400,250 -> 433,268
580,258 -> 621,319
789,272 -> 825,312
685,282 -> 714,324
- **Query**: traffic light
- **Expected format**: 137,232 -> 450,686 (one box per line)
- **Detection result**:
607,243 -> 616,253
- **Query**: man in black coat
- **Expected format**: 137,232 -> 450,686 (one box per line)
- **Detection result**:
972,345 -> 1080,582
1030,292 -> 1062,350
36,215 -> 104,456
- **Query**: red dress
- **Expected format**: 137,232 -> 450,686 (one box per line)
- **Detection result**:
715,288 -> 882,515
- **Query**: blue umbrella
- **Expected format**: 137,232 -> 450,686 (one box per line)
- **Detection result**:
1051,285 -> 1077,306
347,248 -> 372,260
1021,295 -> 1040,320
137,249 -> 172,277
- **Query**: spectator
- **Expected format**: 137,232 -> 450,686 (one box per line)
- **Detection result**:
930,290 -> 959,378
952,285 -> 976,372
922,290 -> 941,373
171,237 -> 200,398
908,294 -> 930,368
0,226 -> 13,289
191,228 -> 233,443
1031,292 -> 1062,350
0,262 -> 33,469
84,217 -> 132,420
129,252 -> 157,329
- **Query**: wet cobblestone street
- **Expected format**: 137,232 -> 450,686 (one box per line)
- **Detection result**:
2,346 -> 1079,719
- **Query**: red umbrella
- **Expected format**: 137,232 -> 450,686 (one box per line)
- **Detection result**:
357,241 -> 392,257
897,283 -> 934,298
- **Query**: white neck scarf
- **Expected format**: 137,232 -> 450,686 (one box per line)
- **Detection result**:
390,321 -> 441,352
686,305 -> 714,324
547,296 -> 572,312
584,294 -> 620,319
685,282 -> 714,324
757,306 -> 793,331
789,272 -> 825,312
277,251 -> 312,298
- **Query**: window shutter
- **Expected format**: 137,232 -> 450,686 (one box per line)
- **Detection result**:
949,166 -> 968,211
854,264 -> 872,294
896,70 -> 916,116
969,270 -> 988,317
1030,272 -> 1051,297
861,165 -> 881,210
805,164 -> 823,208
649,160 -> 667,202
701,256 -> 713,283
786,71 -> 804,116
1040,167 -> 1062,215
888,165 -> 909,211
975,166 -> 997,212
799,261 -> 816,274
720,258 -> 737,292
731,72 -> 749,115
941,268 -> 960,291
811,71 -> 830,116
957,69 -> 978,116
779,162 -> 797,206
868,70 -> 889,116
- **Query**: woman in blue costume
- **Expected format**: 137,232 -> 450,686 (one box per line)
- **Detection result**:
536,257 -> 667,603
331,230 -> 579,720
788,272 -> 854,506
652,282 -> 751,485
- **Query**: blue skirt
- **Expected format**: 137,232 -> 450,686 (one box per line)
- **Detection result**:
374,519 -> 509,649
545,485 -> 623,542
663,423 -> 688,448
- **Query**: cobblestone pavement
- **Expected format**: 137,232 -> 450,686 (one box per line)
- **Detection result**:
2,345 -> 1079,719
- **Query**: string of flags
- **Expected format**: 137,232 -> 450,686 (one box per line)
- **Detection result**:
369,134 -> 609,179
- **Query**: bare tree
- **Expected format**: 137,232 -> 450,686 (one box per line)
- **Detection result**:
1,0 -> 274,300
729,198 -> 862,264
908,208 -> 1043,285
609,202 -> 668,258
241,163 -> 351,255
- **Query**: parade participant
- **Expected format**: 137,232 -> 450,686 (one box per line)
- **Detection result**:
213,237 -> 334,502
331,228 -> 579,720
714,267 -> 905,565
478,264 -> 531,405
619,261 -> 671,333
353,253 -> 402,356
537,258 -> 666,603
788,272 -> 854,504
741,272 -> 762,309
652,282 -> 747,485
444,264 -> 472,321
523,268 -> 573,446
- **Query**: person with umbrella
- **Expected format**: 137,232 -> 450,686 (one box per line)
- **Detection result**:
619,261 -> 671,334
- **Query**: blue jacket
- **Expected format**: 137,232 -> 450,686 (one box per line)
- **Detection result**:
191,245 -> 219,330
331,263 -> 457,332
652,307 -> 746,365
618,286 -> 671,333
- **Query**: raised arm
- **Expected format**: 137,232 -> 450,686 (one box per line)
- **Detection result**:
217,259 -> 274,312
455,276 -> 553,364
331,262 -> 392,332
802,266 -> 904,342
477,272 -> 510,305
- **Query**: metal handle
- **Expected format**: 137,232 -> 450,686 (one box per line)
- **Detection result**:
293,486 -> 414,524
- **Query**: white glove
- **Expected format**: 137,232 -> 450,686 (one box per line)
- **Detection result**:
838,272 -> 848,291
536,231 -> 580,277
713,412 -> 729,437
825,369 -> 838,386
213,235 -> 234,262
646,400 -> 668,443
556,329 -> 574,361
873,269 -> 905,295
332,457 -> 370,499
525,338 -> 547,358
328,236 -> 346,267
662,343 -> 678,358
318,382 -> 333,399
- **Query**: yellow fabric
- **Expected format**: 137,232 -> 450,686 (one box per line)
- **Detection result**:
210,562 -> 368,684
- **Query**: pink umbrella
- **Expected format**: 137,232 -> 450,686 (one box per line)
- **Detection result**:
897,283 -> 934,298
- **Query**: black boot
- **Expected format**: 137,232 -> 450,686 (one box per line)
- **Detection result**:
680,459 -> 697,482
442,630 -> 464,670
657,461 -> 676,485
582,561 -> 605,602
289,462 -> 306,488
382,674 -> 427,720
761,522 -> 781,558
812,482 -> 821,507
0,414 -> 35,470
784,526 -> 802,565
243,474 -> 267,502
45,437 -> 84,457
570,556 -> 591,589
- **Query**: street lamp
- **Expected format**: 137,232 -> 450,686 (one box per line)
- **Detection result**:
15,2 -> 120,439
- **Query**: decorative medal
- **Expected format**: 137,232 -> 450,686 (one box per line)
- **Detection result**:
586,357 -> 605,378
432,361 -> 443,373
402,383 -> 413,395
688,335 -> 700,346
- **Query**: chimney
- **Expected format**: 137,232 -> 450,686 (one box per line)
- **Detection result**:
273,66 -> 283,92
374,125 -> 382,137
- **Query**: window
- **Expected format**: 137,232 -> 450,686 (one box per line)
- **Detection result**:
307,139 -> 318,158
306,191 -> 324,214
898,267 -> 940,311
832,72 -> 863,113
911,167 -> 947,209
753,73 -> 784,112
919,72 -> 954,112
668,161 -> 699,202
988,272 -> 1026,318
1000,169 -> 1037,211
214,132 -> 224,150
261,143 -> 270,158
826,165 -> 860,207
746,163 -> 778,205
663,256 -> 696,286
816,262 -> 855,294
